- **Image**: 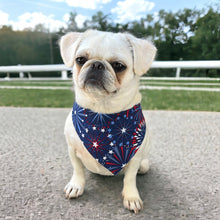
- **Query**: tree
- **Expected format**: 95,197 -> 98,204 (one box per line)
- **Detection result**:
0,27 -> 51,65
143,9 -> 201,60
66,12 -> 79,31
84,11 -> 111,31
188,8 -> 220,60
34,24 -> 48,33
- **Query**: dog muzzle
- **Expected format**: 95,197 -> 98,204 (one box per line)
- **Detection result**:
72,102 -> 146,175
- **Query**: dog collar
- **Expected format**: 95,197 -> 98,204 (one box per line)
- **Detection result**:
72,102 -> 146,175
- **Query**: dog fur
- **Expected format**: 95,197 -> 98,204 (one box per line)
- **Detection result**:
60,30 -> 156,213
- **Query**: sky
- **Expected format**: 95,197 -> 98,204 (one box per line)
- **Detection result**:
0,0 -> 219,31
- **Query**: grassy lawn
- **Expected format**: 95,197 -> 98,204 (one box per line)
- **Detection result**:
140,83 -> 220,88
0,88 -> 219,111
141,90 -> 220,111
141,79 -> 220,83
0,80 -> 72,87
0,89 -> 74,108
140,79 -> 220,88
0,79 -> 219,88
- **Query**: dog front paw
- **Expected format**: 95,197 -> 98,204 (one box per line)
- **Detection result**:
123,195 -> 143,213
64,180 -> 84,199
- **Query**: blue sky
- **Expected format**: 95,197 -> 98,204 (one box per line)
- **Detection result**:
0,0 -> 219,31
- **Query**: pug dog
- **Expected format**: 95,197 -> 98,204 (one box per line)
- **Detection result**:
60,30 -> 156,213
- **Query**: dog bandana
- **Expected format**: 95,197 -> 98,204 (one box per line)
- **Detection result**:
72,102 -> 146,175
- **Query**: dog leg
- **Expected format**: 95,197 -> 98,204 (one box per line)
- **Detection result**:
64,141 -> 85,199
138,158 -> 150,174
122,160 -> 143,213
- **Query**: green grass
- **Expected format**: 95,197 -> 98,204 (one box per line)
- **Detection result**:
0,79 -> 219,111
141,79 -> 220,83
0,88 -> 219,111
0,89 -> 74,108
1,79 -> 219,88
0,80 -> 72,87
141,90 -> 220,111
140,79 -> 220,88
140,82 -> 220,88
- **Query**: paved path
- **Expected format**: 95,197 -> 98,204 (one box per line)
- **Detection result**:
0,108 -> 219,220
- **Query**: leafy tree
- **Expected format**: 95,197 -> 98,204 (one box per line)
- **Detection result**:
0,27 -> 51,65
66,12 -> 79,31
34,24 -> 48,33
144,9 -> 201,60
0,26 -> 15,65
188,8 -> 220,60
84,11 -> 111,31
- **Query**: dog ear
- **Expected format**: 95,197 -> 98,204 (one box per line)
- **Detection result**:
125,34 -> 157,76
60,32 -> 82,67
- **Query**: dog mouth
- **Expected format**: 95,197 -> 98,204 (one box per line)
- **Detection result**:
84,78 -> 118,94
85,78 -> 105,89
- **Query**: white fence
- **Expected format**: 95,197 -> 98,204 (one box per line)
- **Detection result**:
0,64 -> 70,80
0,61 -> 220,80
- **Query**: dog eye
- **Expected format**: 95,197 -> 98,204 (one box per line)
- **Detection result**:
111,62 -> 126,73
76,57 -> 87,66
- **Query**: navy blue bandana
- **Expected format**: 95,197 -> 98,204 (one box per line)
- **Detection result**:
72,102 -> 146,175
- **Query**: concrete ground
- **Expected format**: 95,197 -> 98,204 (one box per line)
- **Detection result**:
0,107 -> 219,220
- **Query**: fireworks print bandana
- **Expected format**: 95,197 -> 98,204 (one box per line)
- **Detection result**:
72,102 -> 146,175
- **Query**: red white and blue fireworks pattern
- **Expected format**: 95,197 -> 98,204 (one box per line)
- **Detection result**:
72,102 -> 146,175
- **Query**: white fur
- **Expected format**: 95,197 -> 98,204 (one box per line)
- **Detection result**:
60,30 -> 156,213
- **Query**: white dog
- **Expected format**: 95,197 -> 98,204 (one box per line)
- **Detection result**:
60,30 -> 156,213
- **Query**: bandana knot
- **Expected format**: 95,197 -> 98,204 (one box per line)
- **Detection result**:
72,102 -> 146,175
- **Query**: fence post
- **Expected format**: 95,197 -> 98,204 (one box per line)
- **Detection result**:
61,70 -> 68,80
28,73 -> 32,79
176,67 -> 181,78
18,64 -> 24,79
6,72 -> 10,80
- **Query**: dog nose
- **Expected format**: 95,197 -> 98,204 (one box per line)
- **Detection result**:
90,61 -> 105,71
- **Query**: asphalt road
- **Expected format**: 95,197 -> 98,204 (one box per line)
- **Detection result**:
0,107 -> 219,220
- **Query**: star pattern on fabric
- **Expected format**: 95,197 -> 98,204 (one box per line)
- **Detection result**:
72,102 -> 146,175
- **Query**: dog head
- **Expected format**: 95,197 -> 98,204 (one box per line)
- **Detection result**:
60,30 -> 156,107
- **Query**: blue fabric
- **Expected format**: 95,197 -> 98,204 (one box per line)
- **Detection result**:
72,102 -> 146,175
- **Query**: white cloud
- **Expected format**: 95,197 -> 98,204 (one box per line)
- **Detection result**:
0,10 -> 68,32
0,10 -> 9,26
0,10 -> 89,31
111,0 -> 155,23
63,13 -> 70,23
63,13 -> 89,28
10,12 -> 67,32
51,0 -> 112,9
75,14 -> 89,28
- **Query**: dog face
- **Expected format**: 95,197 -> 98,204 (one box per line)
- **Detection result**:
60,30 -> 156,98
72,31 -> 132,95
